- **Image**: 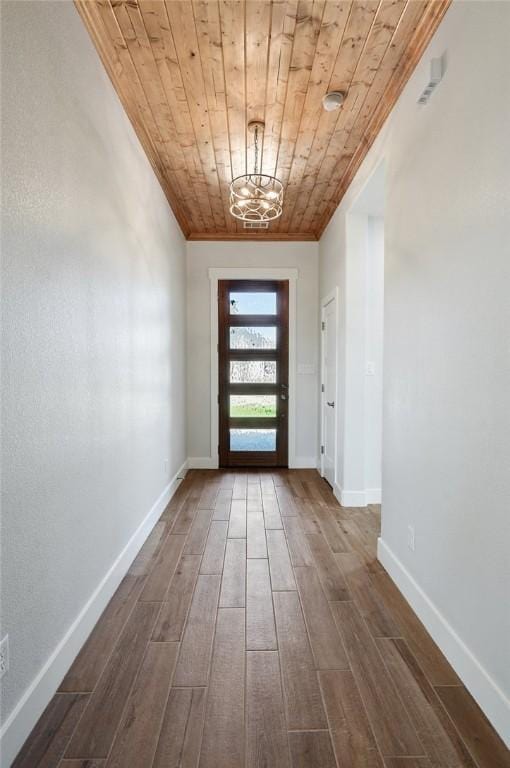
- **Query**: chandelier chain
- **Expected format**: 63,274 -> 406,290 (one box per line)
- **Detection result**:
254,124 -> 259,175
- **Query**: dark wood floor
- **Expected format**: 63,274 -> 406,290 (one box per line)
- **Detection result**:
14,469 -> 509,768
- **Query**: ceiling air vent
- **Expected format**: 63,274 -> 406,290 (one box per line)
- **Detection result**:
243,221 -> 269,229
417,57 -> 444,105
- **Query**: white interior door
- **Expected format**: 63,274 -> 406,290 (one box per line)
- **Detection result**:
322,296 -> 337,487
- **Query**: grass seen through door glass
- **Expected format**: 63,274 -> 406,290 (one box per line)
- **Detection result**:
230,395 -> 276,418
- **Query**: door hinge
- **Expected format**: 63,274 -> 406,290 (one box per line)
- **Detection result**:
217,394 -> 220,404
320,445 -> 324,454
321,321 -> 325,331
321,383 -> 325,393
217,445 -> 220,454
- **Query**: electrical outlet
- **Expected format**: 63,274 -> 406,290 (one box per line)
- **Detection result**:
0,635 -> 9,679
407,525 -> 415,552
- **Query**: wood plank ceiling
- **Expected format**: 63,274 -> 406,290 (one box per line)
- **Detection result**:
76,0 -> 450,240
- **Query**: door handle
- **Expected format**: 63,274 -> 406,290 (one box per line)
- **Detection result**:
327,401 -> 335,408
280,394 -> 287,400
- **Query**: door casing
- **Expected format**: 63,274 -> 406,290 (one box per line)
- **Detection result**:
208,268 -> 298,469
320,289 -> 339,487
218,279 -> 289,467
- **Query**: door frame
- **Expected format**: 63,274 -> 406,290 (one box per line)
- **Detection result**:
218,279 -> 288,468
320,288 -> 339,484
209,267 -> 298,469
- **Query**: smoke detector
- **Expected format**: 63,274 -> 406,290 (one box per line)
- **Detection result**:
322,91 -> 345,112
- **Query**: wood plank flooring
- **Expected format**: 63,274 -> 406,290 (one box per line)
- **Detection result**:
14,469 -> 509,768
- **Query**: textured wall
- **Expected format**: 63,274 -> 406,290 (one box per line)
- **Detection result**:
1,0 -> 187,726
319,0 -> 510,739
381,0 -> 510,704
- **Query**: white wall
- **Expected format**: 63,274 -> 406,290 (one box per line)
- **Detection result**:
319,218 -> 347,491
320,203 -> 384,505
364,217 -> 384,495
1,1 -> 187,762
186,241 -> 319,467
319,0 -> 510,745
343,213 -> 369,501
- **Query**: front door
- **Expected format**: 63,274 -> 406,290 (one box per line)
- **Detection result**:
218,280 -> 289,467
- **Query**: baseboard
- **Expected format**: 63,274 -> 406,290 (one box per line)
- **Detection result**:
187,456 -> 219,469
290,456 -> 318,469
378,537 -> 510,749
365,488 -> 381,504
336,487 -> 382,506
0,459 -> 188,768
340,489 -> 367,507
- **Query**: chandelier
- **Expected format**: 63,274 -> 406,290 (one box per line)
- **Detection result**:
229,121 -> 283,224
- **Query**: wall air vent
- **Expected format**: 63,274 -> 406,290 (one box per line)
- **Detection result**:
243,221 -> 269,229
417,56 -> 444,105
